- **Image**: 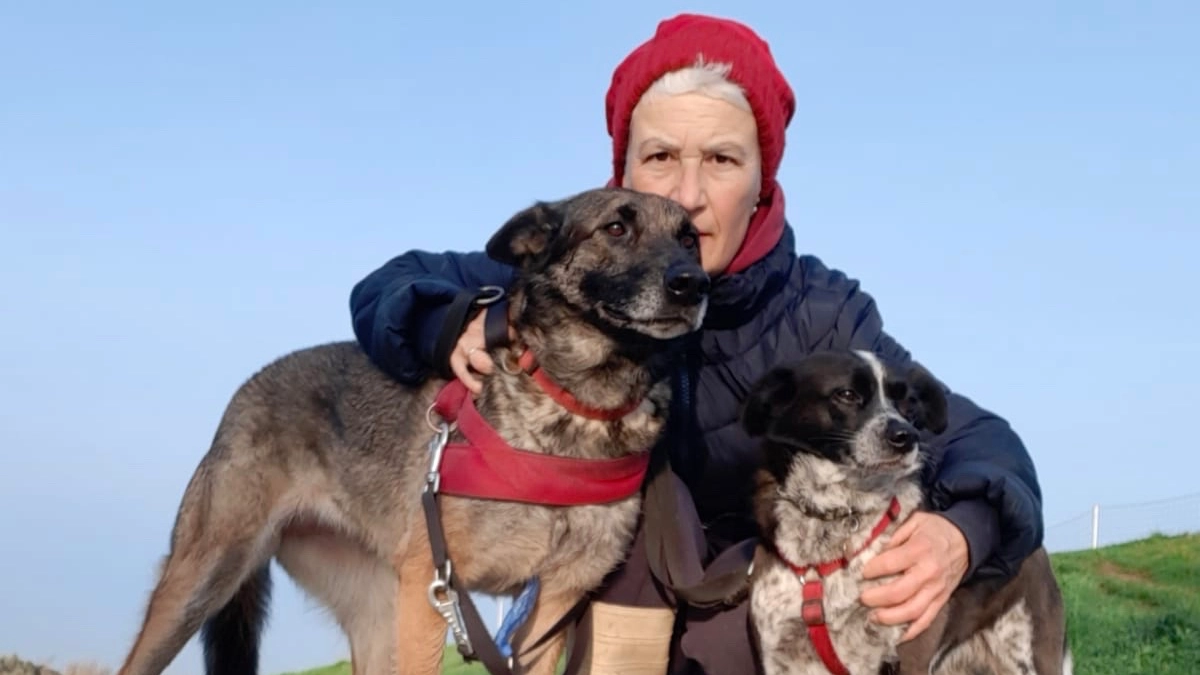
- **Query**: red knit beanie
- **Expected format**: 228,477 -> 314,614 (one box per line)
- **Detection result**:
605,13 -> 796,201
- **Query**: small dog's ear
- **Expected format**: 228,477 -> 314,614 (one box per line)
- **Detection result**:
741,367 -> 799,438
902,363 -> 949,435
486,201 -> 564,268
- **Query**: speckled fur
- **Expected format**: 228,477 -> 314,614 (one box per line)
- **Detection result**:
115,188 -> 708,675
748,351 -> 930,675
744,351 -> 1069,675
932,599 -> 1035,675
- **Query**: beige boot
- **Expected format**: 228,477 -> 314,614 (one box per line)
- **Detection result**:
580,601 -> 676,675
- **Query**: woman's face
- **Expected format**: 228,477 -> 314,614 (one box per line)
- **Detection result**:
623,92 -> 762,275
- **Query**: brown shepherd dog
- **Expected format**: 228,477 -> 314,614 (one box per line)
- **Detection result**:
116,187 -> 711,675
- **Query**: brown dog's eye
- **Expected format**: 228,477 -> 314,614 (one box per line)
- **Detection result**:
833,388 -> 862,406
605,222 -> 627,237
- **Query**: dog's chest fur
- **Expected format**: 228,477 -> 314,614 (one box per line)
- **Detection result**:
751,463 -> 924,675
437,369 -> 672,596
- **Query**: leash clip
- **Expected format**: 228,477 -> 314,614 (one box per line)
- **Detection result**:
424,422 -> 451,494
428,561 -> 475,657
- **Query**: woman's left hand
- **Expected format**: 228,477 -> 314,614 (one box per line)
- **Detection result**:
859,512 -> 969,642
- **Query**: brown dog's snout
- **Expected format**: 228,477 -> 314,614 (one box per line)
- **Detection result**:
664,261 -> 710,306
884,418 -> 918,453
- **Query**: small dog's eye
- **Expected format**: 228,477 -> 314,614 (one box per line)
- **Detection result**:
833,388 -> 862,406
679,233 -> 697,248
605,222 -> 627,237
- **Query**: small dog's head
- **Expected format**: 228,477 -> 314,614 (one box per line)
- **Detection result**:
486,188 -> 709,341
741,350 -> 949,479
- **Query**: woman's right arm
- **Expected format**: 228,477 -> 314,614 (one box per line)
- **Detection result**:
349,249 -> 516,385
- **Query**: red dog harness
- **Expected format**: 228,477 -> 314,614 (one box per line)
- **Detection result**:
428,354 -> 650,506
781,497 -> 902,675
418,349 -> 652,675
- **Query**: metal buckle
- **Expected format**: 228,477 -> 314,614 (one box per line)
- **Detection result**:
428,561 -> 474,657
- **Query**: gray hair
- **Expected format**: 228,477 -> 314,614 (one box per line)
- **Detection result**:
638,58 -> 752,112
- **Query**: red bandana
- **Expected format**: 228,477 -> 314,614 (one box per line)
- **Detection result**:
725,184 -> 785,275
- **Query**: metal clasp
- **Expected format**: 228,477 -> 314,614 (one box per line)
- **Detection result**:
428,561 -> 475,657
423,419 -> 451,494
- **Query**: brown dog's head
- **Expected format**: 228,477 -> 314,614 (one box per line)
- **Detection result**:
487,187 -> 709,341
741,350 -> 949,480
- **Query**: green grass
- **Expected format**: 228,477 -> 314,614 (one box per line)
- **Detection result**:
285,533 -> 1200,675
278,648 -> 486,675
282,663 -> 352,675
1052,532 -> 1199,674
279,647 -> 488,675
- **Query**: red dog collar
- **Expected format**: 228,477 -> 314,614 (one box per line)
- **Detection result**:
516,349 -> 644,421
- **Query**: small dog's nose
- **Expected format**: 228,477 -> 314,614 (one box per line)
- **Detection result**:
664,264 -> 711,306
885,418 -> 918,452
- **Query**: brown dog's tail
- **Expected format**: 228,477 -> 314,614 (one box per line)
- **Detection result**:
200,564 -> 273,675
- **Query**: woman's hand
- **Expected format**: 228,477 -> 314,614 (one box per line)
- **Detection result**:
449,312 -> 494,394
449,310 -> 517,394
859,512 -> 969,642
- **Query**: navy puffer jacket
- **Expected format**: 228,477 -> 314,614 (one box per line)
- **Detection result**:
349,224 -> 1043,582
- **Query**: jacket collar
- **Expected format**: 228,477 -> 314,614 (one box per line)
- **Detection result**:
703,224 -> 796,331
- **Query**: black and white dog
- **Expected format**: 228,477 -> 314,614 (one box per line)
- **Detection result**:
742,349 -> 1069,675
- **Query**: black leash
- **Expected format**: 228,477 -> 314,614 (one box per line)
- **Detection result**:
641,457 -> 757,609
432,285 -> 507,380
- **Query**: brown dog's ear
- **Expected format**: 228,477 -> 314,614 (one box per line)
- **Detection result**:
741,366 -> 799,438
900,363 -> 950,435
486,201 -> 565,268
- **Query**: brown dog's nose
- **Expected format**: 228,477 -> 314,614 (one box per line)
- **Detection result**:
885,418 -> 918,452
664,263 -> 710,306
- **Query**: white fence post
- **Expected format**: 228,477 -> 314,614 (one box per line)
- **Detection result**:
1043,490 -> 1198,553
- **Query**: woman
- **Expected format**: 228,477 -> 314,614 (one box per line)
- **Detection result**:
349,13 -> 1043,675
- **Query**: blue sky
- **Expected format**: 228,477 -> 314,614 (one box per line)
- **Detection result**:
1,1 -> 1196,673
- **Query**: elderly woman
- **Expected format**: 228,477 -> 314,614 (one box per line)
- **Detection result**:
349,13 -> 1043,675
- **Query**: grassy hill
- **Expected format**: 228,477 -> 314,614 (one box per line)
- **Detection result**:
284,532 -> 1199,675
1052,532 -> 1198,674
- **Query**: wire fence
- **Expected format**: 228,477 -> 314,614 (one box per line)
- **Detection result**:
489,492 -> 1200,628
1043,491 -> 1200,553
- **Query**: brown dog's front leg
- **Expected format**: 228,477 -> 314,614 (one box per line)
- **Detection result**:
513,589 -> 585,675
394,540 -> 449,675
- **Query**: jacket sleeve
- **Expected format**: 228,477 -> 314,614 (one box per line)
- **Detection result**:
348,249 -> 516,384
800,256 -> 1044,582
